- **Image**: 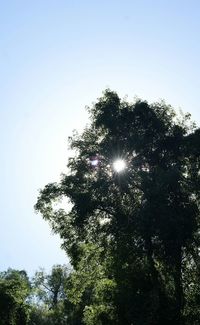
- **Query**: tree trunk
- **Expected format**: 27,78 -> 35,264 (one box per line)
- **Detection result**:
145,236 -> 160,325
173,248 -> 184,325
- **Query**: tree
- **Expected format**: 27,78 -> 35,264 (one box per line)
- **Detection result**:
0,269 -> 31,325
30,265 -> 69,325
36,90 -> 200,324
65,243 -> 116,325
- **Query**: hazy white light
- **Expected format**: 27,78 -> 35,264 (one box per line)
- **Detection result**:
91,159 -> 99,166
113,159 -> 126,172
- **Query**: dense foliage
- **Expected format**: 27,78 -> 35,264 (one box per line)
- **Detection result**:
2,91 -> 200,324
0,269 -> 31,324
0,265 -> 70,325
35,90 -> 200,324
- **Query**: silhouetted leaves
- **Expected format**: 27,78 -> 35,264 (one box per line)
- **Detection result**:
36,90 -> 200,324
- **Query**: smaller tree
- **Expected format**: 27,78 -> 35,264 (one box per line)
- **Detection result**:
0,268 -> 31,325
31,265 -> 70,325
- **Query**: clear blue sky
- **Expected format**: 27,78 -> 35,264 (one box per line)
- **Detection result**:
0,0 -> 200,275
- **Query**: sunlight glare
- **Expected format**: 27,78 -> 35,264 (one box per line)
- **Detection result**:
113,159 -> 126,172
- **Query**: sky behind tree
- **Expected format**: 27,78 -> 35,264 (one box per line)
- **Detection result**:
0,0 -> 200,274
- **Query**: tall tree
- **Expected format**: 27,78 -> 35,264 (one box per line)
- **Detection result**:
36,90 -> 200,324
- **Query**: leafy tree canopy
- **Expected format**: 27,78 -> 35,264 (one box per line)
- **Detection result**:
0,269 -> 31,325
36,90 -> 200,325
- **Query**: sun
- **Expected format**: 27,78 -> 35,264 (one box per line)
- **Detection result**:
113,159 -> 126,172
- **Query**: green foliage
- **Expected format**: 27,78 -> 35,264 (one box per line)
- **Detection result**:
30,265 -> 69,324
32,265 -> 68,307
0,266 -> 72,325
36,90 -> 200,324
0,269 -> 31,325
65,244 -> 116,324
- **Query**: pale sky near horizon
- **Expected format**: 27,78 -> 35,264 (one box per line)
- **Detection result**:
0,0 -> 200,275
